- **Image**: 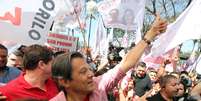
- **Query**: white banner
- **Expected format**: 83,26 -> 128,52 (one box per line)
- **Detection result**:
150,0 -> 201,56
47,33 -> 78,52
98,0 -> 146,44
98,0 -> 146,30
52,0 -> 85,31
92,17 -> 108,59
195,55 -> 201,74
0,0 -> 65,45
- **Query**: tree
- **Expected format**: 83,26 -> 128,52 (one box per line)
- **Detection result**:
142,0 -> 192,34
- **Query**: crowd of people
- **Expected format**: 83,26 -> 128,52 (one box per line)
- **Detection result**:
0,15 -> 201,101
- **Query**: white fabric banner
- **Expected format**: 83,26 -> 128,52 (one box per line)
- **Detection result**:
0,0 -> 66,45
46,33 -> 78,52
150,0 -> 201,56
97,0 -> 146,44
92,17 -> 108,60
52,0 -> 85,30
195,55 -> 201,74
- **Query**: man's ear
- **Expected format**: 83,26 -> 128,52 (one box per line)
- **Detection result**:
38,60 -> 45,70
58,79 -> 70,88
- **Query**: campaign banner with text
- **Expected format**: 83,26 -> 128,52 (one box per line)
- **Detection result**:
0,0 -> 67,45
47,33 -> 78,52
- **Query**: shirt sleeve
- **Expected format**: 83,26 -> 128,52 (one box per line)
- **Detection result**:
94,64 -> 126,92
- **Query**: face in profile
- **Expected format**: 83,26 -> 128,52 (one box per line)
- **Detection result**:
163,78 -> 179,98
176,83 -> 185,97
67,57 -> 95,93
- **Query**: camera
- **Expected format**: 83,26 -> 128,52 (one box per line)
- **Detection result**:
180,75 -> 192,87
108,45 -> 123,62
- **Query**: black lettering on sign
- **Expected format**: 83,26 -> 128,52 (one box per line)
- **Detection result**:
43,0 -> 55,11
36,8 -> 50,20
32,21 -> 44,29
28,0 -> 55,40
28,30 -> 41,40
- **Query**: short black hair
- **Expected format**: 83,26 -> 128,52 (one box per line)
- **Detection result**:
0,44 -> 8,51
137,61 -> 146,68
54,51 -> 65,57
52,52 -> 84,80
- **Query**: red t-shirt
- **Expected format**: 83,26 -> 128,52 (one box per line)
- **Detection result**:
0,74 -> 59,101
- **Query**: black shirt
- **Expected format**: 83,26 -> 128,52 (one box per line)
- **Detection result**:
146,92 -> 167,101
146,92 -> 177,101
134,74 -> 152,97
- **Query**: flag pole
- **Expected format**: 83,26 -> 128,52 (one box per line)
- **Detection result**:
87,14 -> 93,48
74,9 -> 87,48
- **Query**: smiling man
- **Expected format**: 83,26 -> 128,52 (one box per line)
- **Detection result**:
50,15 -> 168,101
0,44 -> 21,84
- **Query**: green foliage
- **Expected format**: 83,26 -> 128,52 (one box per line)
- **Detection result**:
113,28 -> 125,38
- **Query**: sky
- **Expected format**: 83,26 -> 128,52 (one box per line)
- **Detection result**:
181,40 -> 199,53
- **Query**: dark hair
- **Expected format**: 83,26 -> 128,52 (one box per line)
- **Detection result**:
137,62 -> 146,68
12,50 -> 24,57
0,44 -> 8,52
159,75 -> 177,88
52,52 -> 84,80
129,42 -> 135,49
23,44 -> 53,70
54,51 -> 66,57
18,45 -> 26,54
180,80 -> 188,93
181,71 -> 189,76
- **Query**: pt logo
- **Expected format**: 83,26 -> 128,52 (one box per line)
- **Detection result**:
0,7 -> 22,26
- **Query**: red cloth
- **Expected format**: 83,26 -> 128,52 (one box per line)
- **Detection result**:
83,94 -> 90,101
0,74 -> 59,101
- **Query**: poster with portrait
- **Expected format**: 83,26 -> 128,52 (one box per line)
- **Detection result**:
98,0 -> 146,45
98,0 -> 146,30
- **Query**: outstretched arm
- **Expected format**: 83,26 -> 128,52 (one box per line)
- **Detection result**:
120,15 -> 168,73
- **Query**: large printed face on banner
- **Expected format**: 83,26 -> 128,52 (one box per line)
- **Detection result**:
122,9 -> 135,26
98,0 -> 146,31
108,9 -> 120,24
